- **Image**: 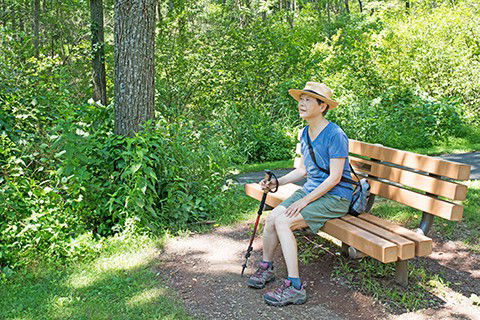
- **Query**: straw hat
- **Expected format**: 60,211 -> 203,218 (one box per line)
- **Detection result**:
288,82 -> 338,110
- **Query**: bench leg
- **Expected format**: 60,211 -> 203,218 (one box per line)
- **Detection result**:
395,260 -> 408,286
416,211 -> 434,236
341,243 -> 367,259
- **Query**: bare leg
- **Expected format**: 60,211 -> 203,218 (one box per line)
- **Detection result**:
274,211 -> 308,278
262,206 -> 285,262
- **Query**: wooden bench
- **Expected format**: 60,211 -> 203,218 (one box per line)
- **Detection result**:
245,133 -> 471,285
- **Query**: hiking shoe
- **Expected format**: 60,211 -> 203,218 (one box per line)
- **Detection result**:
246,261 -> 275,289
263,279 -> 307,306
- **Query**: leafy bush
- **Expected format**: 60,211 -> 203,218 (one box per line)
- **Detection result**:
378,3 -> 480,125
48,102 -> 236,233
0,103 -> 237,269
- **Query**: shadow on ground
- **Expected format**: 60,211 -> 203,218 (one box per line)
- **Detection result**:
155,216 -> 480,320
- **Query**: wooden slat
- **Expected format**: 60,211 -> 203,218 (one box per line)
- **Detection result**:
341,215 -> 415,260
367,178 -> 463,221
322,219 -> 398,263
348,139 -> 471,180
245,183 -> 300,207
358,213 -> 432,256
350,156 -> 468,201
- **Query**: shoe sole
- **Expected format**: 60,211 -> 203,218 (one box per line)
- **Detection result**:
246,276 -> 275,289
264,297 -> 307,307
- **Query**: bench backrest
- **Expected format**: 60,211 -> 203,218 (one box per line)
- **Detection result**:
294,131 -> 471,221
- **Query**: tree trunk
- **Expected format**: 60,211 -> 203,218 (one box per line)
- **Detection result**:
90,0 -> 107,105
33,0 -> 40,57
11,2 -> 16,35
327,0 -> 331,21
24,0 -> 29,33
19,2 -> 24,41
358,0 -> 363,12
156,0 -> 162,24
345,0 -> 349,13
114,0 -> 155,137
0,0 -> 4,28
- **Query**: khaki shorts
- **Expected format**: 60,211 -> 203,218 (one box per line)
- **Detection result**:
279,189 -> 350,233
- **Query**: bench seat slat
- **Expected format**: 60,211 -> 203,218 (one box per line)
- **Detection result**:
350,156 -> 467,201
348,140 -> 471,180
322,219 -> 398,263
367,178 -> 464,221
358,213 -> 432,256
245,183 -> 300,208
340,215 -> 415,260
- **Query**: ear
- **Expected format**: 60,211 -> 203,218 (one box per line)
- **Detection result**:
320,102 -> 328,113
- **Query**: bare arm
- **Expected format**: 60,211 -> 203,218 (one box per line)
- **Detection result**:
277,155 -> 307,186
285,157 -> 346,217
259,155 -> 307,191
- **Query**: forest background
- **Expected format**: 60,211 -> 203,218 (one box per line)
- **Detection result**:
1,0 -> 480,278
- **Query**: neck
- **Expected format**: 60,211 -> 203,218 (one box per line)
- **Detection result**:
307,116 -> 329,132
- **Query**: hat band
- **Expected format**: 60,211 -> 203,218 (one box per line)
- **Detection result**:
303,89 -> 327,100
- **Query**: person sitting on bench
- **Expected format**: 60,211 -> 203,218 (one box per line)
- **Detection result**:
247,82 -> 354,307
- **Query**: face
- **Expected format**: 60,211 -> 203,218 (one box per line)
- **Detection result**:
298,94 -> 327,120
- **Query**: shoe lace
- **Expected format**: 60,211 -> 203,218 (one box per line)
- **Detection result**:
254,266 -> 268,277
274,280 -> 290,295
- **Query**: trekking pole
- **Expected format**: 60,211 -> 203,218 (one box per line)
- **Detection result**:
241,169 -> 278,276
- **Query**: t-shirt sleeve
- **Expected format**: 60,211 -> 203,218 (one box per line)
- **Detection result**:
328,129 -> 349,159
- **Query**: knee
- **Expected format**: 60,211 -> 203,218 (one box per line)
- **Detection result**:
265,208 -> 278,228
265,207 -> 285,228
274,214 -> 291,230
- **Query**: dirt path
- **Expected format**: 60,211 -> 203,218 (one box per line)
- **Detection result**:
157,152 -> 480,319
156,218 -> 480,320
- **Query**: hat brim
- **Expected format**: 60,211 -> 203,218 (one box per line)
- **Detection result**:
288,89 -> 338,110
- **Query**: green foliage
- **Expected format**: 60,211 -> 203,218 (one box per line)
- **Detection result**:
2,0 -> 480,273
156,3 -> 479,161
378,3 -> 480,124
330,95 -> 466,149
0,96 -> 238,269
332,258 -> 445,312
0,235 -> 192,320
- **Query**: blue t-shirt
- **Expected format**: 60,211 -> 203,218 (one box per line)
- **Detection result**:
301,122 -> 353,201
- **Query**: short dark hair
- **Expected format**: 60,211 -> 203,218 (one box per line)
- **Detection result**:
317,99 -> 329,116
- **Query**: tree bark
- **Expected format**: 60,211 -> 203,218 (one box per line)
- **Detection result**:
90,0 -> 107,105
33,0 -> 40,57
11,2 -> 16,35
19,1 -> 24,41
114,0 -> 155,137
156,0 -> 162,24
0,0 -> 4,28
358,0 -> 363,12
327,0 -> 331,21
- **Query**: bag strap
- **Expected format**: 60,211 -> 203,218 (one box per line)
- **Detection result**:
306,130 -> 360,186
